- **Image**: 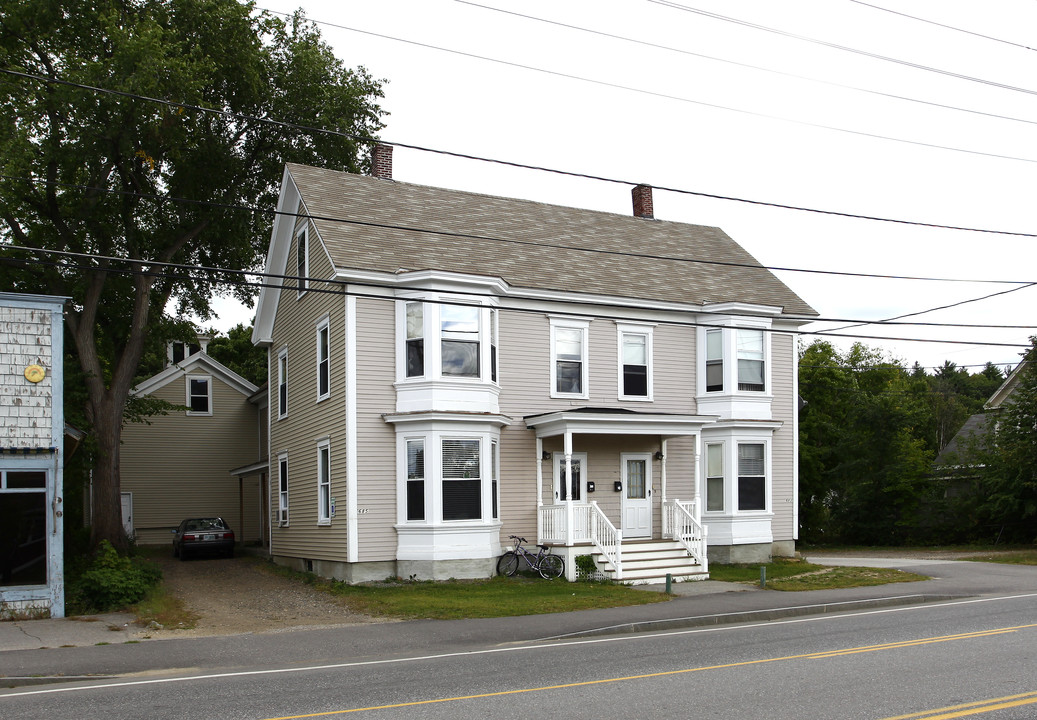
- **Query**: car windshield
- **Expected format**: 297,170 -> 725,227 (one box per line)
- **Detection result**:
185,518 -> 227,532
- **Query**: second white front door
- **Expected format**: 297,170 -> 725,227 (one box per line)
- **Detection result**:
622,454 -> 651,539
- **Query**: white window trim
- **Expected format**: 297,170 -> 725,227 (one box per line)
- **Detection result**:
185,374 -> 212,416
736,441 -> 769,513
550,316 -> 590,400
317,439 -> 331,525
395,296 -> 499,385
277,346 -> 288,419
616,322 -> 655,402
395,427 -> 500,526
697,321 -> 772,398
316,315 -> 330,402
277,453 -> 289,526
402,436 -> 427,523
704,441 -> 725,514
295,224 -> 308,298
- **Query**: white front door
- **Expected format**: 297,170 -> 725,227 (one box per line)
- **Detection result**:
621,454 -> 651,539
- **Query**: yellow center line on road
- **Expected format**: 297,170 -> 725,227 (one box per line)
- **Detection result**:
879,691 -> 1037,719
262,623 -> 1037,720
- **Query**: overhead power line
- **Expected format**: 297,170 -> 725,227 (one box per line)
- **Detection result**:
2,242 -> 1032,349
250,8 -> 1037,167
847,0 -> 1037,52
4,173 -> 1036,288
456,1 -> 1037,129
5,68 -> 1037,241
649,0 -> 1037,96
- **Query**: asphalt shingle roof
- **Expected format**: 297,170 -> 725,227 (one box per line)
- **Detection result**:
288,163 -> 817,316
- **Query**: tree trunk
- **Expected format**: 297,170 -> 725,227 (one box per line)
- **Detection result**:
90,409 -> 128,552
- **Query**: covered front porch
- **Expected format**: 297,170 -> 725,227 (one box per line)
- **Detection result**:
524,408 -> 716,582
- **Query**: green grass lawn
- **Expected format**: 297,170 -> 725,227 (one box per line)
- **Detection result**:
265,565 -> 671,620
707,557 -> 929,591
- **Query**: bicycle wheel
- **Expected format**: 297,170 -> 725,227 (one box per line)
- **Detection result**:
538,554 -> 565,579
497,551 -> 520,577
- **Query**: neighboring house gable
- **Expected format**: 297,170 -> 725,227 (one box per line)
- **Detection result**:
253,153 -> 817,582
120,350 -> 266,546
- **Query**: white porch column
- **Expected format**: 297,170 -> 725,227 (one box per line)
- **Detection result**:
564,430 -> 573,547
694,432 -> 702,525
660,438 -> 668,504
536,437 -> 544,544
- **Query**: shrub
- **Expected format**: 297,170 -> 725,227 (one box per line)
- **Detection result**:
68,541 -> 162,612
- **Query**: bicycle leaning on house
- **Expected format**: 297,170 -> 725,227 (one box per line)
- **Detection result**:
496,535 -> 565,579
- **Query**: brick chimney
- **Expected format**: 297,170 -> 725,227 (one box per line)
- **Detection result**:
632,184 -> 654,219
371,143 -> 393,179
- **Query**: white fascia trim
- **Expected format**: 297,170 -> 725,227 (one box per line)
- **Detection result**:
384,412 -> 512,428
132,353 -> 258,397
335,268 -> 510,297
253,167 -> 300,346
346,296 -> 359,563
700,302 -> 783,317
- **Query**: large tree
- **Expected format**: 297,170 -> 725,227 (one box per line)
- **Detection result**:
0,0 -> 385,549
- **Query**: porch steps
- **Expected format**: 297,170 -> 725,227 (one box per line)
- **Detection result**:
593,540 -> 708,584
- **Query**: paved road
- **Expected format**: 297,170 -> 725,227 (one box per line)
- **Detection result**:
2,574 -> 1035,719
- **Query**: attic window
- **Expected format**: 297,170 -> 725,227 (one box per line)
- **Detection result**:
186,376 -> 212,416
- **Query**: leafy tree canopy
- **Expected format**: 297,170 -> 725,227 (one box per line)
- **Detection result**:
0,0 -> 385,548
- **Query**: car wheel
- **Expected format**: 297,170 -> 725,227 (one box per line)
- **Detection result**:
179,548 -> 189,562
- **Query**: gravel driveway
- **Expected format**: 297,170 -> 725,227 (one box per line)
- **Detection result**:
144,552 -> 392,639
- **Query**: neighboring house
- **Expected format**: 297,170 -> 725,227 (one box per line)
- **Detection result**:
120,341 -> 269,547
934,359 -> 1028,468
0,292 -> 67,618
252,147 -> 817,582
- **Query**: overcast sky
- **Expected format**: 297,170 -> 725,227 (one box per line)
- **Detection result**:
220,0 -> 1037,373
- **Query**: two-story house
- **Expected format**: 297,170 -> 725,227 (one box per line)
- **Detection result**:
120,339 -> 268,547
252,147 -> 817,582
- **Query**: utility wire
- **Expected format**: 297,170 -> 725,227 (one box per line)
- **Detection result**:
649,0 -> 1037,96
250,9 -> 1037,166
457,1 -> 1037,129
847,0 -> 1037,52
4,173 -> 1035,288
2,242 -> 1030,349
4,67 -> 1037,241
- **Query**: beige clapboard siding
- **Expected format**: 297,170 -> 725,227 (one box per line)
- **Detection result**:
121,375 -> 260,544
769,332 -> 796,542
268,218 -> 350,561
496,311 -> 701,538
353,297 -> 399,561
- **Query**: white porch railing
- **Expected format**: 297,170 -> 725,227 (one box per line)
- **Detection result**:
587,501 -> 622,580
663,499 -> 708,573
538,502 -> 622,579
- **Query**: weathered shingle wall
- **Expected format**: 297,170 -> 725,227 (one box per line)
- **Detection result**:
0,305 -> 54,448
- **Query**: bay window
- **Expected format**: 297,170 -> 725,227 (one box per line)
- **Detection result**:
706,328 -> 724,392
397,299 -> 497,384
705,443 -> 724,512
406,439 -> 425,521
737,329 -> 765,392
442,438 -> 481,520
737,443 -> 766,511
441,305 -> 480,377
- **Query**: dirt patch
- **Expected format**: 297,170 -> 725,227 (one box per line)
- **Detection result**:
140,552 -> 392,639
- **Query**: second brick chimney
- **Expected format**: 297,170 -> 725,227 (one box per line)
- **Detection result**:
371,143 -> 393,179
632,184 -> 654,219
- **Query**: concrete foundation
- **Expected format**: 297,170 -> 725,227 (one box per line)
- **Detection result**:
271,555 -> 497,584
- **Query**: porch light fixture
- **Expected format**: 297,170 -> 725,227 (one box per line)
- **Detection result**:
541,451 -> 551,461
654,451 -> 664,461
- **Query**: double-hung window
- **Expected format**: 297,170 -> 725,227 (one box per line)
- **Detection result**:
737,443 -> 766,511
551,319 -> 589,398
405,302 -> 424,378
186,376 -> 211,415
316,317 -> 330,400
278,454 -> 289,525
705,443 -> 725,512
317,441 -> 331,523
705,328 -> 724,392
406,439 -> 425,521
441,305 -> 480,377
442,438 -> 481,521
295,225 -> 308,297
618,323 -> 653,400
277,348 -> 288,419
737,329 -> 765,392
